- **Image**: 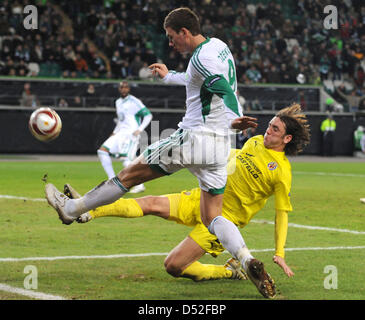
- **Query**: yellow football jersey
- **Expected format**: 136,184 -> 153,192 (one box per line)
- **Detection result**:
222,135 -> 292,227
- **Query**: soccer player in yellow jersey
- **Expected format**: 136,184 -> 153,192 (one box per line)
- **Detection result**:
64,103 -> 310,299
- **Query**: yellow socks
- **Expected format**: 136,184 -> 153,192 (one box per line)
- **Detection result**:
180,261 -> 232,281
90,198 -> 143,219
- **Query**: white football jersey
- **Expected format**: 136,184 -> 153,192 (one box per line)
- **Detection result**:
113,94 -> 151,134
163,37 -> 242,135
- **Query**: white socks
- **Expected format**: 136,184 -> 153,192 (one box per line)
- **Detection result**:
65,178 -> 128,218
208,216 -> 253,271
97,149 -> 115,179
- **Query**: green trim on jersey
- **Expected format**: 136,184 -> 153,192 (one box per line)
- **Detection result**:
191,38 -> 212,79
134,107 -> 151,125
192,37 -> 211,55
208,185 -> 226,195
200,74 -> 240,120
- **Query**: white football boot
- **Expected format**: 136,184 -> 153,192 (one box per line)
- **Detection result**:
45,183 -> 77,225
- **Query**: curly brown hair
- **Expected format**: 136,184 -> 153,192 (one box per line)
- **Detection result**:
276,103 -> 311,156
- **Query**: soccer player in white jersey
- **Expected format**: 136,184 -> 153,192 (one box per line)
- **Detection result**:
45,7 -> 261,294
97,81 -> 152,193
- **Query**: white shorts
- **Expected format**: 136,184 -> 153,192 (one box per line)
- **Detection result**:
143,128 -> 230,194
102,131 -> 139,160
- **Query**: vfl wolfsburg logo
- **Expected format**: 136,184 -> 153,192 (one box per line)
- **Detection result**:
267,162 -> 278,170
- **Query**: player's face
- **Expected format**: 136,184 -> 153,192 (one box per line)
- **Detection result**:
119,83 -> 130,98
165,27 -> 189,54
264,117 -> 292,152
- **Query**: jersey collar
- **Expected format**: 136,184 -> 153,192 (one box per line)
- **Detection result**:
192,37 -> 210,55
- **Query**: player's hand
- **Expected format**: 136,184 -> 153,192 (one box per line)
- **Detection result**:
231,116 -> 258,131
273,255 -> 294,278
133,130 -> 141,136
149,63 -> 169,79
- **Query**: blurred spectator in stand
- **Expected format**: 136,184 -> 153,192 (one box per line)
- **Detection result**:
74,53 -> 88,76
298,91 -> 307,111
129,54 -> 144,79
90,53 -> 106,77
319,56 -> 330,81
355,67 -> 364,89
166,51 -> 179,70
325,97 -> 335,113
250,98 -> 263,111
245,65 -> 262,83
19,82 -> 39,107
201,18 -> 214,38
72,96 -> 83,108
335,84 -> 365,113
320,113 -> 336,156
85,84 -> 98,107
359,97 -> 365,112
110,50 -> 124,78
266,65 -> 281,84
58,98 -> 69,107
1,57 -> 15,76
280,63 -> 294,83
1,0 -> 364,87
16,60 -> 29,76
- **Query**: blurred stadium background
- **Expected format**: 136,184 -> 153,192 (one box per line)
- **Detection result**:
0,0 -> 365,156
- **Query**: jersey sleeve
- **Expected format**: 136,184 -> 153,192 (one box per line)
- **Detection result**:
162,71 -> 188,85
275,209 -> 288,258
137,113 -> 152,132
274,168 -> 293,212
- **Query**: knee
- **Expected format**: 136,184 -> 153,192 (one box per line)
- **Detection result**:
148,196 -> 166,213
164,256 -> 183,277
135,196 -> 157,214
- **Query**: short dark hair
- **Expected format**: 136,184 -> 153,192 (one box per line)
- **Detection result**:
163,7 -> 201,36
276,103 -> 311,156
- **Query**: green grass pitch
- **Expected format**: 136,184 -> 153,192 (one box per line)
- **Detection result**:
0,159 -> 364,300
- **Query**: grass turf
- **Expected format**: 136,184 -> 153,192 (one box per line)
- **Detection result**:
0,160 -> 364,300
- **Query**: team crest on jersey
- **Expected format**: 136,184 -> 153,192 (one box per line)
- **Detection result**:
267,161 -> 278,170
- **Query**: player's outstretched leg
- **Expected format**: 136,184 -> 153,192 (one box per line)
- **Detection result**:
63,184 -> 92,223
245,259 -> 276,299
63,183 -> 145,223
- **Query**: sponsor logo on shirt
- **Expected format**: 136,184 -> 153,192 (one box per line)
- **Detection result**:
267,162 -> 278,170
237,154 -> 262,179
